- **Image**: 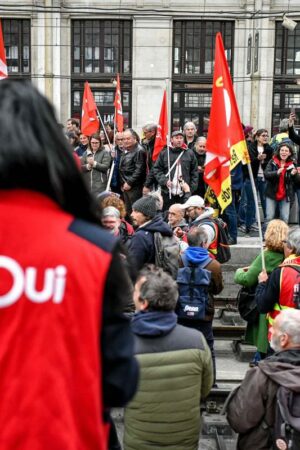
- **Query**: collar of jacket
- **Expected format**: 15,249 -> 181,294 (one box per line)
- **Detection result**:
131,311 -> 177,337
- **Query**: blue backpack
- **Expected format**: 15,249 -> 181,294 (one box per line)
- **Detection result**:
176,260 -> 211,320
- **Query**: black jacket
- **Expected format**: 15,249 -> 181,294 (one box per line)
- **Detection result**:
243,141 -> 273,180
119,144 -> 146,188
127,215 -> 173,272
288,125 -> 300,165
153,146 -> 199,194
142,137 -> 157,189
264,158 -> 300,201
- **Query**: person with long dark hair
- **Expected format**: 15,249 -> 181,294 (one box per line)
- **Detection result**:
0,80 -> 138,450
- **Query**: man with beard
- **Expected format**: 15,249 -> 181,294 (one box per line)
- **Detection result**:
153,130 -> 198,211
226,309 -> 300,450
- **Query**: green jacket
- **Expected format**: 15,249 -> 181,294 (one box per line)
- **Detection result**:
124,324 -> 213,450
234,249 -> 284,353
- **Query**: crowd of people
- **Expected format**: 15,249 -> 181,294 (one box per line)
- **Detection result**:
0,78 -> 300,450
64,114 -> 300,449
68,115 -> 300,247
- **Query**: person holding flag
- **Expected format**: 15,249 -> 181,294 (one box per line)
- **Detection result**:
153,130 -> 198,211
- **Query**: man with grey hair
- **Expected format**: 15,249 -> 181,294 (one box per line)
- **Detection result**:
142,122 -> 158,194
255,227 -> 300,340
226,309 -> 300,449
177,227 -> 223,381
270,117 -> 292,151
124,266 -> 213,450
184,121 -> 198,150
101,206 -> 121,235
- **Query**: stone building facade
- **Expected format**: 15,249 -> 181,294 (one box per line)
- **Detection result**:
1,0 -> 300,134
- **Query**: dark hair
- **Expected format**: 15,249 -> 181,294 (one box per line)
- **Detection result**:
68,118 -> 80,127
275,141 -> 295,161
0,79 -> 98,223
137,265 -> 178,311
255,128 -> 268,138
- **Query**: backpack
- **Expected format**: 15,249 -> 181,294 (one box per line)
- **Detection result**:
176,261 -> 211,320
200,217 -> 231,264
237,284 -> 259,324
273,386 -> 300,450
154,232 -> 180,279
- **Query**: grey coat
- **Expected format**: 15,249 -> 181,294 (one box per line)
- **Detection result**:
82,148 -> 112,196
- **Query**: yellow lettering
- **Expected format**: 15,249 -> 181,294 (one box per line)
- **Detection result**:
216,76 -> 223,87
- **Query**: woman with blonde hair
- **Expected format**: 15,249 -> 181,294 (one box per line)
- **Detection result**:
234,219 -> 289,361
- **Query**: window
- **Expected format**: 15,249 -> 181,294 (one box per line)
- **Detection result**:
272,22 -> 300,133
71,81 -> 131,129
173,21 -> 234,76
172,21 -> 234,135
72,20 -> 132,75
247,35 -> 252,75
2,19 -> 30,76
71,20 -> 132,126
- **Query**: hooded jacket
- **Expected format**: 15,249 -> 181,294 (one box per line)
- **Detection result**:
124,311 -> 213,450
127,215 -> 173,272
226,349 -> 300,450
181,247 -> 223,320
189,207 -> 216,247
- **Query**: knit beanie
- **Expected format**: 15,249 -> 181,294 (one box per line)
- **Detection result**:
132,196 -> 157,219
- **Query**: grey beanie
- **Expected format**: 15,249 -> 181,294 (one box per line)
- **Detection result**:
132,195 -> 157,219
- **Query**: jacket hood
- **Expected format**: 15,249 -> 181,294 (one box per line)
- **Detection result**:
184,246 -> 211,266
191,207 -> 214,224
140,215 -> 173,236
259,349 -> 300,392
131,311 -> 177,337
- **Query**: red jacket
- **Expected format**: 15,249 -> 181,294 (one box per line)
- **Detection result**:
0,189 -> 138,450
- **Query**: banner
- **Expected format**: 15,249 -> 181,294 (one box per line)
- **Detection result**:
204,32 -> 250,211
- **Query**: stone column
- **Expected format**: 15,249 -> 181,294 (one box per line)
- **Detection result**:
132,16 -> 172,133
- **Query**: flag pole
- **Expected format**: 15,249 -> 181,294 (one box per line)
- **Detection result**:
247,162 -> 266,271
96,107 -> 113,151
165,79 -> 172,199
106,107 -> 117,192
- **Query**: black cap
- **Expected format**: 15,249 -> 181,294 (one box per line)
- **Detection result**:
171,130 -> 184,137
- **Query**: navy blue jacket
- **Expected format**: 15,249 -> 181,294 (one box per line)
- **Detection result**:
127,215 -> 173,272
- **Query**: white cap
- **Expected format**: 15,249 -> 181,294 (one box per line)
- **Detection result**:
180,195 -> 205,209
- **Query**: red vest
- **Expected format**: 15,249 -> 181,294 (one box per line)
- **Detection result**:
0,190 -> 113,450
267,256 -> 300,340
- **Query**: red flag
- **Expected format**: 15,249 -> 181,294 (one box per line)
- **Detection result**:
114,74 -> 123,132
204,33 -> 249,211
152,90 -> 168,162
81,81 -> 99,136
0,21 -> 7,80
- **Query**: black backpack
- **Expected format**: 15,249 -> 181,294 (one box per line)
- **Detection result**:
176,261 -> 211,320
154,232 -> 180,279
273,386 -> 300,450
237,284 -> 259,324
200,217 -> 231,264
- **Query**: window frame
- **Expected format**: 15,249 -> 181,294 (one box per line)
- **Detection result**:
2,18 -> 31,77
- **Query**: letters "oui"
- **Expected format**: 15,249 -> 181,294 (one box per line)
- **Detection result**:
0,256 -> 67,308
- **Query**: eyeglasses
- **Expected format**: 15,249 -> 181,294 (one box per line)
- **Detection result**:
91,141 -> 100,145
260,134 -> 269,138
